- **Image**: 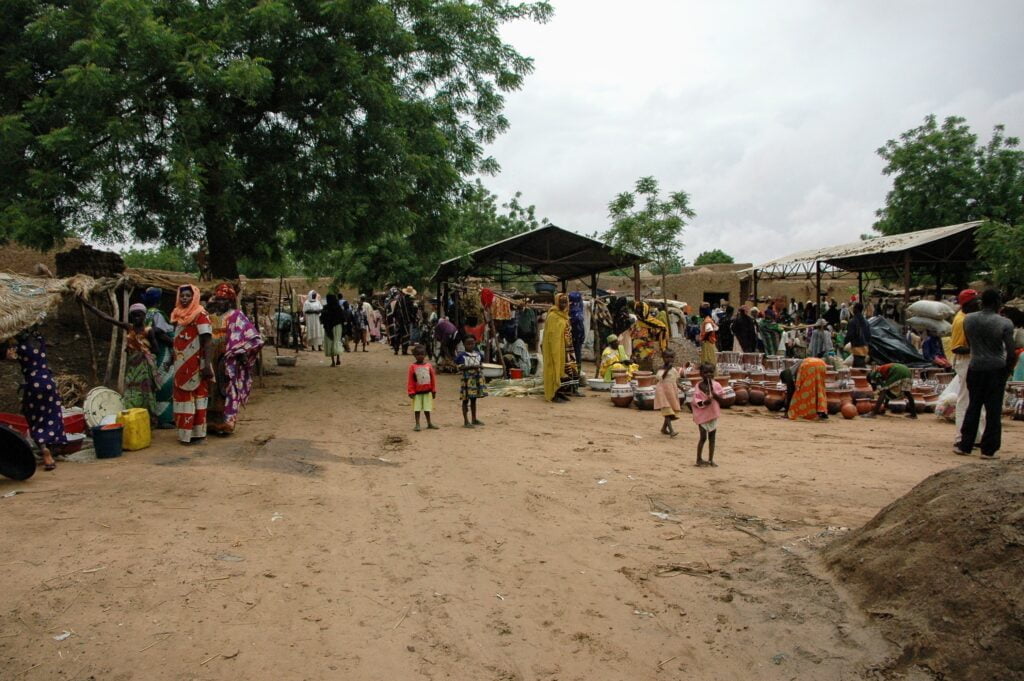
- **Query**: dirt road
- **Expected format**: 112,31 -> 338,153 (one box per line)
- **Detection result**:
2,344 -> 1019,680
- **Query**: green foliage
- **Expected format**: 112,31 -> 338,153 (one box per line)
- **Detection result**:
1,0 -> 553,278
874,115 -> 1024,234
648,257 -> 683,275
121,245 -> 195,272
693,249 -> 734,266
603,176 -> 695,278
309,180 -> 548,292
976,221 -> 1024,296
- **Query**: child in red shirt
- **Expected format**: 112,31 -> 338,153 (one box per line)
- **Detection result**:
407,344 -> 438,432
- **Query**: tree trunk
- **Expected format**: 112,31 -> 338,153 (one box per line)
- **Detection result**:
203,160 -> 240,280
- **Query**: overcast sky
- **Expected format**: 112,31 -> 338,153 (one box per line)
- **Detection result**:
482,0 -> 1024,266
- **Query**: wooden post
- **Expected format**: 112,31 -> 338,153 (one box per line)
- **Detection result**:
632,264 -> 641,302
560,279 -> 567,294
80,301 -> 99,385
814,261 -> 822,314
934,264 -> 943,299
103,290 -> 119,386
591,273 -> 600,376
857,271 -> 864,303
753,269 -> 759,302
116,287 -> 131,393
902,252 -> 912,306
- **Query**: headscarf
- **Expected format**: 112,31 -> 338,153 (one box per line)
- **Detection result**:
215,282 -> 236,300
142,287 -> 162,307
321,294 -> 343,331
303,290 -> 322,313
171,284 -> 206,325
606,333 -> 618,343
128,303 -> 147,315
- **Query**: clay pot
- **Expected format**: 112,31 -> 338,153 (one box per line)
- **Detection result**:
748,385 -> 766,406
855,397 -> 874,415
634,386 -> 656,411
610,383 -> 634,408
888,400 -> 907,414
714,376 -> 731,388
764,386 -> 786,412
825,390 -> 841,415
733,387 -> 749,406
852,375 -> 870,391
852,389 -> 875,402
612,370 -> 630,385
840,403 -> 858,419
688,376 -> 702,387
720,386 -> 736,409
634,371 -> 655,388
729,369 -> 747,381
835,388 -> 853,407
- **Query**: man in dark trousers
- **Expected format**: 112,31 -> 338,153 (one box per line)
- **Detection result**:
955,289 -> 1015,459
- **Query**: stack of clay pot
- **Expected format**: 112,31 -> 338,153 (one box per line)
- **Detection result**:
633,371 -> 657,410
610,369 -> 633,407
764,384 -> 786,411
732,379 -> 750,406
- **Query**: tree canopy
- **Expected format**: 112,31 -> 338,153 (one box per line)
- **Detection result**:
873,115 -> 1024,235
693,249 -> 734,266
603,176 -> 695,300
1,0 -> 552,279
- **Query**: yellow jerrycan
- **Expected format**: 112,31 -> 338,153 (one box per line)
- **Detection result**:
116,408 -> 152,451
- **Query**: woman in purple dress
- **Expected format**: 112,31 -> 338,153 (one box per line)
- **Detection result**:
5,330 -> 66,471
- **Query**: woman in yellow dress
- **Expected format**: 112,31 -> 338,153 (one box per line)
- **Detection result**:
542,294 -> 579,402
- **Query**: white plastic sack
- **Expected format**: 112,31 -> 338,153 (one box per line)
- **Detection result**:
907,300 -> 956,320
906,316 -> 952,337
935,375 -> 959,422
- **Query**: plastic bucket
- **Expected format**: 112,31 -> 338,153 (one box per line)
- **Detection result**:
509,368 -> 523,379
92,424 -> 124,459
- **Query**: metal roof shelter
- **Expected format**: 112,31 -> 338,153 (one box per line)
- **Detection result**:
746,221 -> 983,303
431,224 -> 649,295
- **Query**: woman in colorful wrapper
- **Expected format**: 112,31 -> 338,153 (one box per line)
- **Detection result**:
171,284 -> 213,445
542,293 -> 579,402
207,284 -> 264,435
143,287 -> 176,429
4,330 -> 66,470
631,301 -> 668,371
80,299 -> 159,425
599,334 -> 634,381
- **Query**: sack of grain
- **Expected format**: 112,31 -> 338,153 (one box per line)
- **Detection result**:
906,316 -> 952,336
906,300 -> 956,320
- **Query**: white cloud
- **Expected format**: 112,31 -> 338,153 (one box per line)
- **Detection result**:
482,0 -> 1024,264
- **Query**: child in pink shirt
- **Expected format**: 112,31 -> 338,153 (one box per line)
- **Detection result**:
692,362 -> 725,467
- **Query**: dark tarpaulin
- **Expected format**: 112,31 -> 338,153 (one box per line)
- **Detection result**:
868,316 -> 929,367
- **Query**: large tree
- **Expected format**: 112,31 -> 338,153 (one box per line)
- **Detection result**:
1,0 -> 552,278
693,248 -> 733,266
603,176 -> 695,303
328,179 -> 547,291
873,115 -> 1024,234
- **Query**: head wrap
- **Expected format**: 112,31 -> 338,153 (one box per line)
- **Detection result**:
958,289 -> 979,306
307,290 -> 318,301
171,284 -> 206,325
128,303 -> 146,315
555,292 -> 569,307
606,333 -> 619,343
142,287 -> 162,307
215,282 -> 235,300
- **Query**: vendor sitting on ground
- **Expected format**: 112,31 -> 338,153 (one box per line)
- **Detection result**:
868,362 -> 918,419
599,334 -> 636,381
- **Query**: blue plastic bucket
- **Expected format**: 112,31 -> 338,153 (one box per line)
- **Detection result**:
92,425 -> 124,459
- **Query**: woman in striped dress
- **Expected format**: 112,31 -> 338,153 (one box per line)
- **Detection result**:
171,285 -> 213,444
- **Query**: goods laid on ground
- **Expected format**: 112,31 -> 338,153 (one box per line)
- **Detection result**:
906,299 -> 956,320
823,461 -> 1024,681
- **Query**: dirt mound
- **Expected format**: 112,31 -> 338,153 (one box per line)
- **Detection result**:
823,461 -> 1024,681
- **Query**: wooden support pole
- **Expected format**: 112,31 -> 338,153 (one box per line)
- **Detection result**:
116,287 -> 130,393
560,279 -> 567,294
591,273 -> 600,377
902,252 -> 912,308
857,271 -> 864,304
103,290 -> 119,386
633,264 -> 641,302
80,302 -> 99,385
753,270 -> 759,302
814,262 -> 822,317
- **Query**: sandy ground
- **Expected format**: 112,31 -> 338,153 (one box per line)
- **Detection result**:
2,343 -> 1021,681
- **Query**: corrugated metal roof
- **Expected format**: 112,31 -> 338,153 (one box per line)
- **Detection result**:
747,221 -> 982,273
432,225 -> 648,282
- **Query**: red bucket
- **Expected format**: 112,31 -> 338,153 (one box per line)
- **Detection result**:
509,368 -> 523,379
